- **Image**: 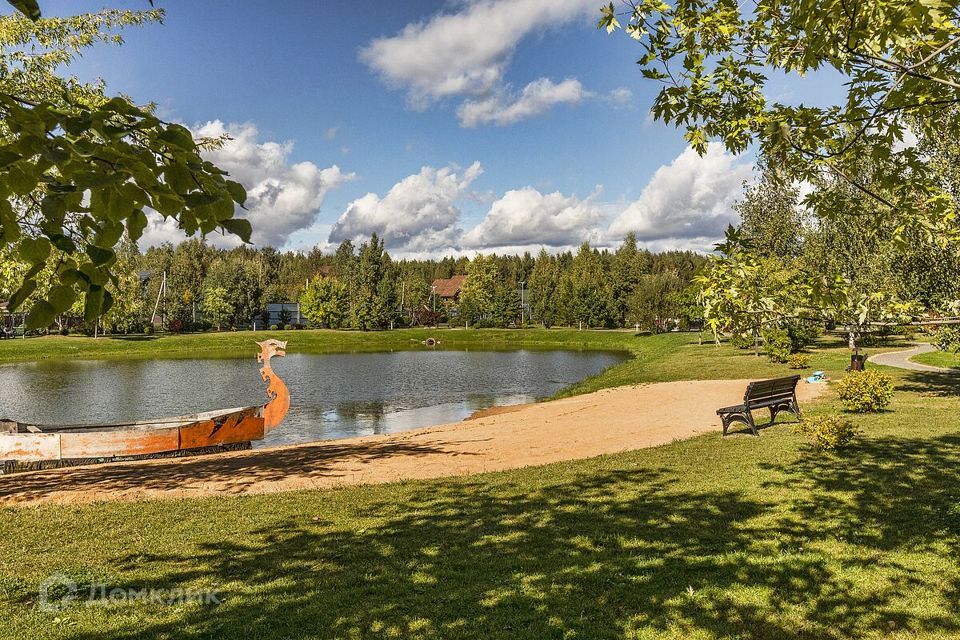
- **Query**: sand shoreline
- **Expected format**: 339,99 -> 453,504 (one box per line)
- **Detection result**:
0,379 -> 825,506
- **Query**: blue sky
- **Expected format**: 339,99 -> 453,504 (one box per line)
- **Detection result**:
34,0 -> 838,256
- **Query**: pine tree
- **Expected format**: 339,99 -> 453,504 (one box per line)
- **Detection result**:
529,249 -> 559,327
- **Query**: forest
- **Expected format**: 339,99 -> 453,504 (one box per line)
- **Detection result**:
0,233 -> 707,334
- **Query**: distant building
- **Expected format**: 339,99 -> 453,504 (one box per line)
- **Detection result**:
259,302 -> 303,328
431,275 -> 467,303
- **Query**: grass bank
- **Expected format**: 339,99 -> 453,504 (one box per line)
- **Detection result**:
0,327 -> 643,364
914,348 -> 960,370
3,335 -> 958,638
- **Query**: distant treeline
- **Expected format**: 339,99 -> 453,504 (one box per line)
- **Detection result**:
88,233 -> 707,334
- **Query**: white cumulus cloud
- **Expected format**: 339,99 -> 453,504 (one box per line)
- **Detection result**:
329,162 -> 483,254
606,86 -> 633,107
463,186 -> 606,249
140,121 -> 355,249
360,0 -> 595,107
607,146 -> 753,247
457,78 -> 590,127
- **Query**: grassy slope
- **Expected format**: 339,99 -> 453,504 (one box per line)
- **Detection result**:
0,328 -> 643,364
914,349 -> 960,370
1,332 -> 959,639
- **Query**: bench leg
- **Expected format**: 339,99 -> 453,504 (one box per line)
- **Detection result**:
747,412 -> 758,437
719,412 -> 758,437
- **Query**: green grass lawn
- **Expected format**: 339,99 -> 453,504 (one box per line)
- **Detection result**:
914,348 -> 960,370
0,327 -> 646,364
1,331 -> 958,639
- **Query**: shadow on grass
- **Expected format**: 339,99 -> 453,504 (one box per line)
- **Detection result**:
102,335 -> 161,342
897,370 -> 960,397
58,445 -> 960,640
0,439 -> 462,503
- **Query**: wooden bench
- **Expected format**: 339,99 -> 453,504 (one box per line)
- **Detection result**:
717,375 -> 802,436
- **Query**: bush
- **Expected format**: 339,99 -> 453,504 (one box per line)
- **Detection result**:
795,415 -> 859,451
269,324 -> 278,331
933,325 -> 960,354
836,370 -> 894,412
729,333 -> 754,350
143,325 -> 154,335
785,320 -> 822,351
787,353 -> 809,369
899,325 -> 917,341
763,328 -> 793,363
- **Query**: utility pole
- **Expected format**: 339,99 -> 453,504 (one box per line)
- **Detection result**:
150,271 -> 167,328
519,281 -> 525,326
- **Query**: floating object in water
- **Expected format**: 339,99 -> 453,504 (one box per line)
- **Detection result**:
0,340 -> 291,473
423,337 -> 440,347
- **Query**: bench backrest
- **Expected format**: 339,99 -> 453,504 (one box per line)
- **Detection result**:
743,375 -> 800,405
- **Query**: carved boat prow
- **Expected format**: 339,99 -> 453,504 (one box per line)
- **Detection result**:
0,341 -> 292,474
257,338 -> 290,431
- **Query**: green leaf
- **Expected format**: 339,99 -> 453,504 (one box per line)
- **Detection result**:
157,125 -> 196,151
102,289 -> 114,316
7,279 -> 36,312
48,285 -> 77,314
47,233 -> 77,254
221,218 -> 252,243
26,301 -> 55,330
0,199 -> 20,242
58,269 -> 86,286
18,237 -> 51,265
226,180 -> 247,205
84,286 -> 105,323
86,244 -> 115,266
6,165 -> 39,195
0,150 -> 22,168
7,0 -> 41,20
127,209 -> 148,241
79,262 -> 109,286
93,220 -> 124,249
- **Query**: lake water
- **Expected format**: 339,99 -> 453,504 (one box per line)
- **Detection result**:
0,350 -> 626,446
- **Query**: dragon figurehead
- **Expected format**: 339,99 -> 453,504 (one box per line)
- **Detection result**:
256,339 -> 290,430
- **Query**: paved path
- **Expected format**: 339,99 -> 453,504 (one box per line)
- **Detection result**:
869,343 -> 952,373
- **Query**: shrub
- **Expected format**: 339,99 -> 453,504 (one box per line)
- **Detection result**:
795,415 -> 859,451
933,325 -> 960,354
836,370 -> 894,412
729,333 -> 754,350
784,319 -> 822,351
167,319 -> 183,334
269,324 -> 278,331
143,325 -> 154,335
787,353 -> 809,369
763,328 -> 793,363
899,325 -> 917,341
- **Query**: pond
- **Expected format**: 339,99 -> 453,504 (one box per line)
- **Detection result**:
0,350 -> 627,446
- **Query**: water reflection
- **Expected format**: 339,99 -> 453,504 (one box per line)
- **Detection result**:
0,350 -> 625,445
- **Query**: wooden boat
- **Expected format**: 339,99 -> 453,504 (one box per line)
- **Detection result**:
0,339 -> 290,473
